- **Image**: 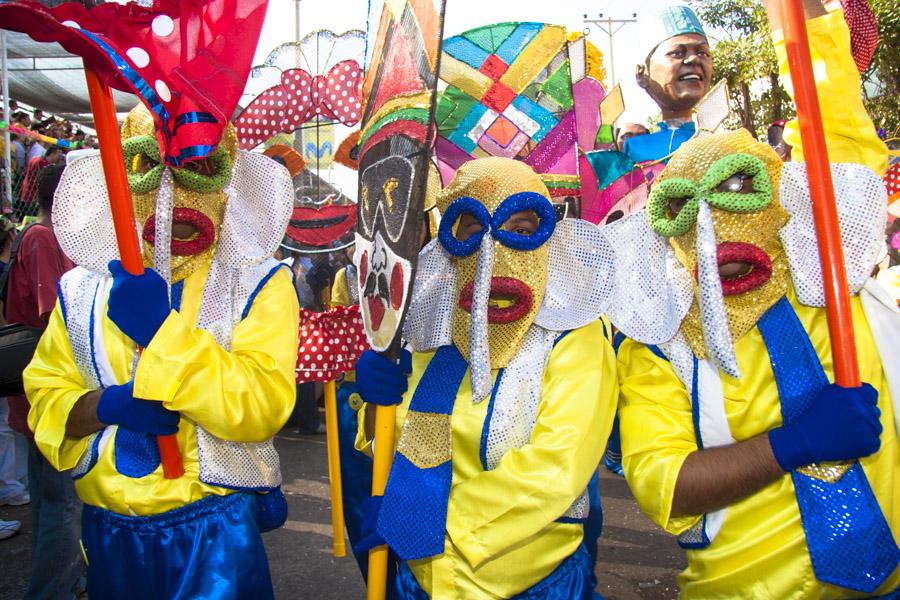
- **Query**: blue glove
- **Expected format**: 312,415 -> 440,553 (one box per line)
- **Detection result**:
355,349 -> 412,407
106,260 -> 170,347
768,383 -> 882,472
353,495 -> 386,555
97,381 -> 180,435
255,487 -> 288,533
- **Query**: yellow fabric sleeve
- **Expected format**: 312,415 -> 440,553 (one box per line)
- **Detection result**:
445,321 -> 617,568
331,266 -> 351,308
773,10 -> 888,176
23,305 -> 92,471
617,340 -> 701,535
133,267 -> 299,443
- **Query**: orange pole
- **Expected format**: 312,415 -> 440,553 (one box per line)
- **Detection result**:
84,65 -> 184,478
779,0 -> 860,387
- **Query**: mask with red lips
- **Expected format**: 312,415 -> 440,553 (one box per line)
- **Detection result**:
121,104 -> 236,282
437,158 -> 555,375
355,154 -> 421,352
646,129 -> 789,374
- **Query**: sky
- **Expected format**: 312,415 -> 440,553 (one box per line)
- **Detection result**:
251,0 -> 680,124
248,0 -> 682,197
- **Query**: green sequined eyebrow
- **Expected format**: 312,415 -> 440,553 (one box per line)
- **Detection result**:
171,147 -> 233,193
700,153 -> 773,213
648,177 -> 700,238
122,135 -> 164,194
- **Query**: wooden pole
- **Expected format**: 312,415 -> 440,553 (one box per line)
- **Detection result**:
778,0 -> 860,387
83,65 -> 184,478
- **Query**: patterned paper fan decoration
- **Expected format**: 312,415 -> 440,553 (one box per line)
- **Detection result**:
435,23 -> 605,217
234,29 -> 366,150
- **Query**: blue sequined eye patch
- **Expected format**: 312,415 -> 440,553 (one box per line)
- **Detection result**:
438,192 -> 557,257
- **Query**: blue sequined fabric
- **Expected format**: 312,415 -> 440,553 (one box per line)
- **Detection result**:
114,430 -> 161,479
377,345 -> 468,560
759,297 -> 899,593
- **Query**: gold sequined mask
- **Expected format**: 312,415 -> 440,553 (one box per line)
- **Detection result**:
437,158 -> 557,371
646,129 -> 789,362
120,105 -> 237,282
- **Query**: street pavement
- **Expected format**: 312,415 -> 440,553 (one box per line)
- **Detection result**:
0,428 -> 684,599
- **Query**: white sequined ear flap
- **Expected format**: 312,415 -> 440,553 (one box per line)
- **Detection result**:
403,239 -> 456,352
53,154 -> 133,274
780,162 -> 887,307
696,200 -> 740,378
600,211 -> 694,345
215,150 -> 293,268
535,218 -> 615,331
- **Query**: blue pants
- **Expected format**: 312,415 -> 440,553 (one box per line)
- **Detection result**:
82,492 -> 273,600
394,544 -> 595,599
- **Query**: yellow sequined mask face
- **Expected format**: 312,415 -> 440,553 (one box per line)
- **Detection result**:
438,158 -> 556,369
646,130 -> 790,357
120,105 -> 238,282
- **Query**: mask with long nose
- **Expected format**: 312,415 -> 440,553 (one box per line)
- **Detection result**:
120,104 -> 237,283
437,158 -> 557,400
646,130 -> 789,376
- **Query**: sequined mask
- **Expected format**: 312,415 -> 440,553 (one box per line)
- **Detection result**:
120,105 -> 237,282
646,130 -> 789,375
437,158 -> 556,395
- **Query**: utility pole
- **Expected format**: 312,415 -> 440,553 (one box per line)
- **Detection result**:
583,12 -> 637,89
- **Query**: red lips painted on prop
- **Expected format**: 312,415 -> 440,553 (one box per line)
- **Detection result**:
458,277 -> 534,324
701,241 -> 773,296
142,207 -> 216,256
287,205 -> 357,248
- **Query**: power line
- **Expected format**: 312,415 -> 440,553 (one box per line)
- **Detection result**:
583,12 -> 637,88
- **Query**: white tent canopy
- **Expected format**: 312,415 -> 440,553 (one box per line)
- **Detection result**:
5,30 -> 138,126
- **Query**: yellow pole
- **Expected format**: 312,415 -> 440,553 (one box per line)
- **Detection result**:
324,379 -> 346,558
320,287 -> 346,558
366,404 -> 396,600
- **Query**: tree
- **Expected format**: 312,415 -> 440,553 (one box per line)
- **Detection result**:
863,0 -> 900,134
688,0 -> 789,138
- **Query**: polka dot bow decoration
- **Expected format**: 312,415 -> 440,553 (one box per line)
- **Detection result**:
295,305 -> 369,383
0,0 -> 266,167
235,60 -> 364,151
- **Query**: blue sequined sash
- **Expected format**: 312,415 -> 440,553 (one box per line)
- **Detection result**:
377,345 -> 468,560
758,296 -> 899,593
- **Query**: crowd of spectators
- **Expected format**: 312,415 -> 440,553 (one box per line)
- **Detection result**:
1,100 -> 97,223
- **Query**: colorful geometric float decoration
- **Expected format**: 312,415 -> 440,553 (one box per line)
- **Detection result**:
434,22 -> 607,218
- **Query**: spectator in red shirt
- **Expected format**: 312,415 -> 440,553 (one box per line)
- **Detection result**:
5,163 -> 84,599
18,145 -> 62,218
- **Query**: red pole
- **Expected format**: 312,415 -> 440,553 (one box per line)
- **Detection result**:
84,65 -> 185,478
779,0 -> 860,387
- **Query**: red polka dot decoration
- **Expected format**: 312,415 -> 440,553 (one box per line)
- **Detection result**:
295,304 -> 369,383
0,0 -> 268,166
235,59 -> 363,150
885,163 -> 900,201
840,0 -> 879,73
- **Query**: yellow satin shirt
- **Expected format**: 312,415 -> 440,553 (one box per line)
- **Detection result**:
357,321 -> 617,599
23,263 -> 299,516
775,10 -> 888,177
619,289 -> 900,599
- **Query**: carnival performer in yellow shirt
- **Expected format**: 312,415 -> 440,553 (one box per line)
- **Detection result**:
352,158 -> 617,598
602,3 -> 898,597
23,105 -> 299,599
